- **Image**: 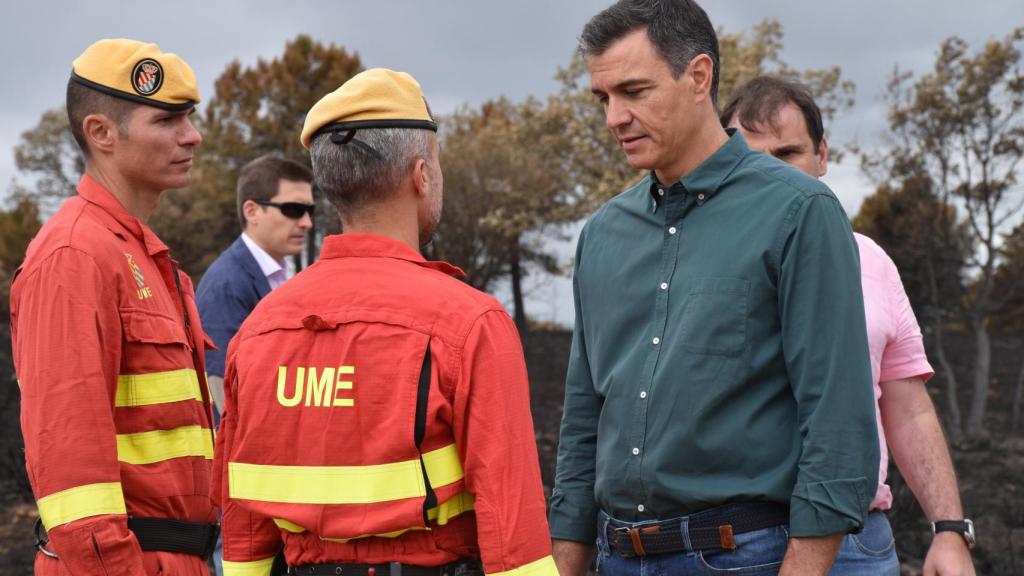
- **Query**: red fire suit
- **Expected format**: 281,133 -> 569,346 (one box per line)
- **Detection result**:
214,233 -> 556,576
11,175 -> 217,575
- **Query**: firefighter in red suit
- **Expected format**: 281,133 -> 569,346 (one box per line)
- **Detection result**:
11,39 -> 218,575
213,68 -> 558,576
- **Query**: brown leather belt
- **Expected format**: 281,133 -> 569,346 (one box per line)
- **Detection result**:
605,502 -> 789,558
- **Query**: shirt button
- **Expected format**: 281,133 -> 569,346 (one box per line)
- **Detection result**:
658,188 -> 665,196
668,226 -> 677,235
640,391 -> 647,399
652,337 -> 660,345
698,193 -> 705,201
638,504 -> 645,512
632,447 -> 640,455
660,282 -> 668,290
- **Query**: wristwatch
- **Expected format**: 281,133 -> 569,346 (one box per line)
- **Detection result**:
932,519 -> 976,549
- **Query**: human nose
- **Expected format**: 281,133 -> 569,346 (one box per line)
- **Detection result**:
181,115 -> 202,148
298,212 -> 313,230
605,97 -> 631,131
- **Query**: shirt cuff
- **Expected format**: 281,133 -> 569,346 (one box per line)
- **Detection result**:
789,477 -> 871,537
548,489 -> 598,543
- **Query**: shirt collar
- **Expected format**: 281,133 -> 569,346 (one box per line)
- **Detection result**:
77,174 -> 169,256
240,232 -> 286,279
319,233 -> 466,278
648,128 -> 750,208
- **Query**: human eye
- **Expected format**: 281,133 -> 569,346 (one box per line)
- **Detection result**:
622,85 -> 647,98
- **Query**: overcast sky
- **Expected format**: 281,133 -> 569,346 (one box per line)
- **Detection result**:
1,0 -> 1020,325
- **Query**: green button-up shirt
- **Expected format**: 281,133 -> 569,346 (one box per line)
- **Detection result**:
549,131 -> 878,541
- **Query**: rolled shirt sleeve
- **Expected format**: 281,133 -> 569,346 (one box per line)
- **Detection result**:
878,250 -> 934,383
777,194 -> 879,537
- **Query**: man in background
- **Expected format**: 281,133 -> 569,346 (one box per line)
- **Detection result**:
721,75 -> 975,576
196,154 -> 313,575
196,154 -> 313,414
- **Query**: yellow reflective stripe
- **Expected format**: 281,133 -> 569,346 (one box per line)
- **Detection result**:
37,482 -> 126,530
429,490 -> 474,525
274,518 -> 305,533
116,368 -> 202,407
116,425 -> 214,465
489,556 -> 559,576
222,557 -> 275,576
279,490 -> 475,542
422,443 -> 464,488
231,459 -> 423,504
230,443 -> 463,505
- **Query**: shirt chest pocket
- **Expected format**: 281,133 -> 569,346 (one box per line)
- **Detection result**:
120,310 -> 194,375
679,277 -> 749,357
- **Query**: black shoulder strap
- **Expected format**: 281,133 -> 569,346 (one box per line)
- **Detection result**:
413,340 -> 438,522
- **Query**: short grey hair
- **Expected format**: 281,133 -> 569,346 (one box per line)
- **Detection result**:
579,0 -> 720,104
310,127 -> 433,213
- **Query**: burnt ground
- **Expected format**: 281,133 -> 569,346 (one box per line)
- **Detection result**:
1,328 -> 1022,574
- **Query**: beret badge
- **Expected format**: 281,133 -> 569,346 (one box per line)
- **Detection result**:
131,59 -> 164,96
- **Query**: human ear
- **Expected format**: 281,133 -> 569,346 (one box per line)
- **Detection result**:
411,158 -> 429,199
688,54 -> 715,102
82,114 -> 118,154
817,136 -> 830,177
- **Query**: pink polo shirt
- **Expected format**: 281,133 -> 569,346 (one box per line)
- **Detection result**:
856,233 -> 935,510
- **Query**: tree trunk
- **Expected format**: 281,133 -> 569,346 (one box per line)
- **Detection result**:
931,317 -> 963,443
965,318 -> 991,438
1011,351 -> 1024,433
922,225 -> 962,441
510,238 -> 527,333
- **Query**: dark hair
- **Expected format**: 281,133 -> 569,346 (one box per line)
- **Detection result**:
309,127 -> 432,216
237,155 -> 313,229
719,76 -> 825,152
579,0 -> 720,103
66,78 -> 137,158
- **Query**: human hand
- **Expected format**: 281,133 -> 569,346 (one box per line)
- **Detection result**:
923,532 -> 975,576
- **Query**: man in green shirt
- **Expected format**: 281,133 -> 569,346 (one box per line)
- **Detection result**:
549,1 -> 879,575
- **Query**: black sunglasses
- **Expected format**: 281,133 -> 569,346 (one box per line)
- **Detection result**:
253,200 -> 316,220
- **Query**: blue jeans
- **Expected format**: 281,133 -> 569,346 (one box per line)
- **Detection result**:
595,506 -> 790,575
828,510 -> 899,576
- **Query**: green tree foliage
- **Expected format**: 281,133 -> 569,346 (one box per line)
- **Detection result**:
862,28 -> 1024,438
0,198 -> 43,316
431,98 -> 580,329
718,19 -> 855,133
852,176 -> 970,325
151,35 -> 363,276
8,108 -> 83,213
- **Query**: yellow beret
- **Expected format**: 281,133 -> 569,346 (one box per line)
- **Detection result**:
71,38 -> 199,111
301,68 -> 436,149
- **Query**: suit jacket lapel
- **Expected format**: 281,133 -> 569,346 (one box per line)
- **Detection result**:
230,236 -> 272,299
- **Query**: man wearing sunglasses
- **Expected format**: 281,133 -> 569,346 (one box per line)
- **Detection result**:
196,154 -> 314,416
